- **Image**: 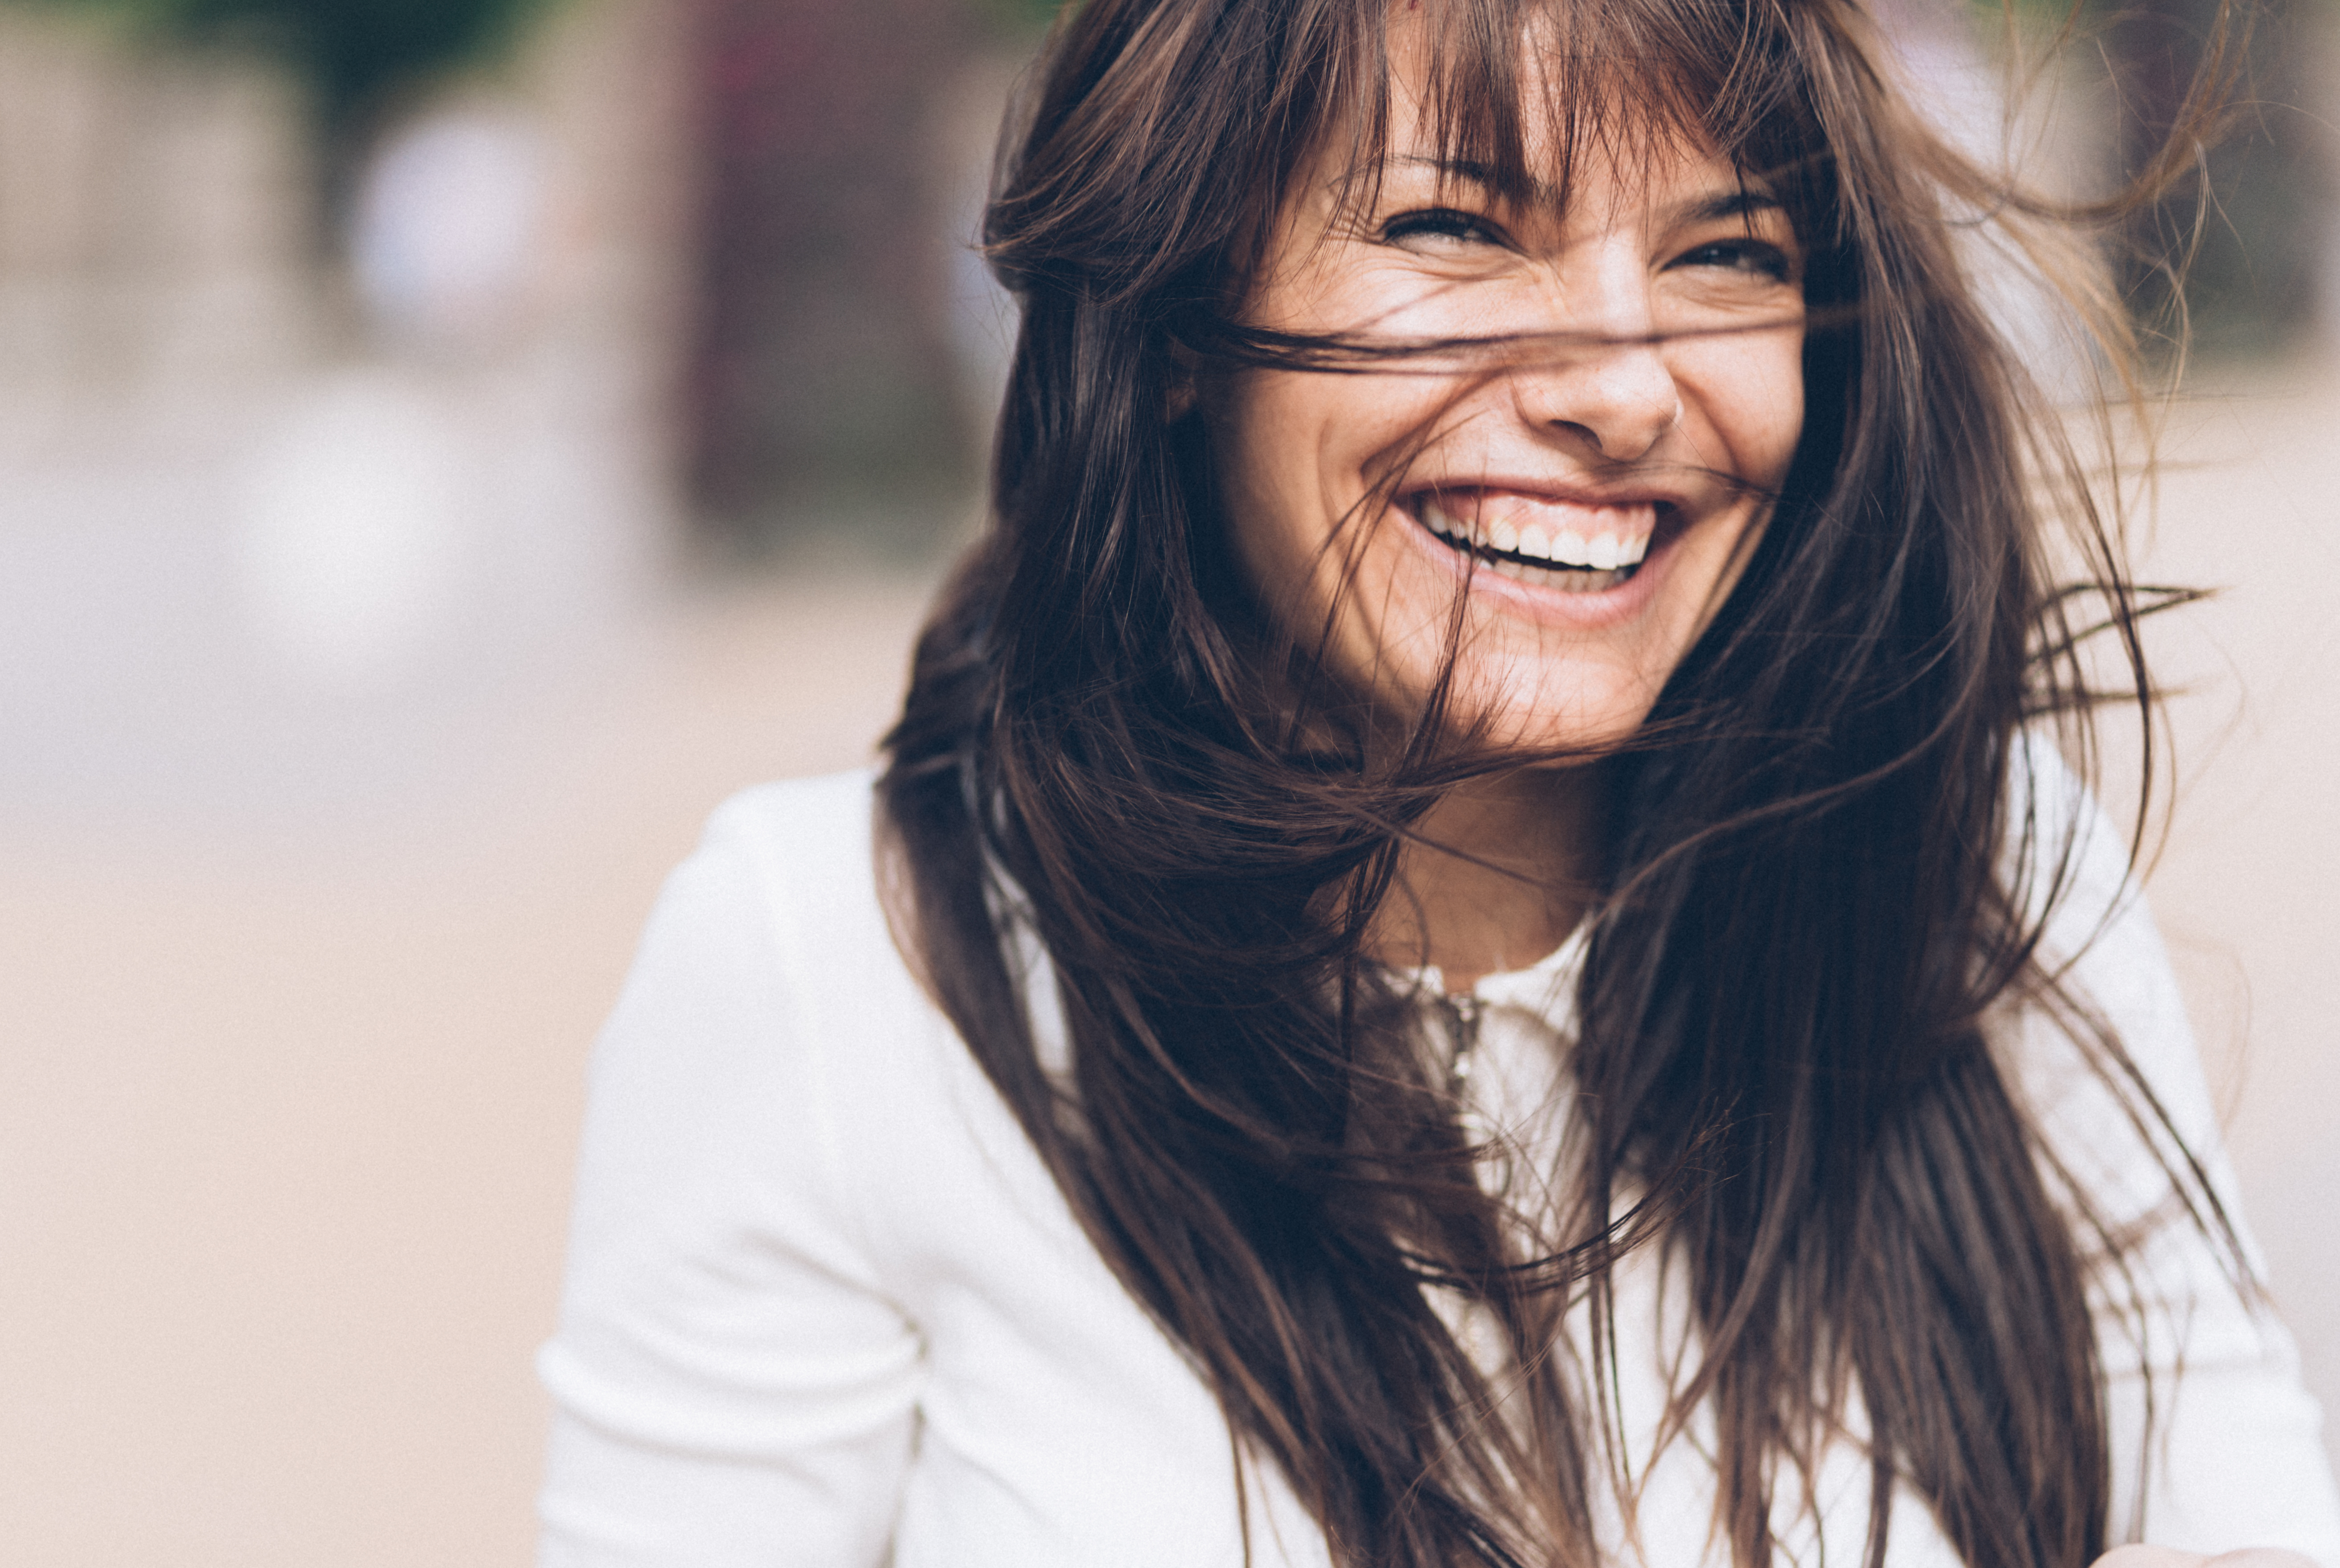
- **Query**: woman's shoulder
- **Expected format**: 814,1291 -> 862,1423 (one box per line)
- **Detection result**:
575,766 -> 1068,1288
1997,736 -> 2215,1168
1995,735 -> 2278,1354
601,765 -> 1161,1305
1991,738 -> 2206,1198
584,767 -> 958,1205
1999,752 -> 2340,1558
2007,736 -> 2144,949
698,765 -> 886,903
679,766 -> 925,1005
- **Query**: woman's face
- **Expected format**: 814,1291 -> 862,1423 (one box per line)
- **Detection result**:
1214,65 -> 1807,756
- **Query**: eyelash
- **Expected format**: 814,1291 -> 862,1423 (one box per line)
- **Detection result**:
1380,211 -> 1795,284
1671,239 -> 1793,283
1380,208 -> 1505,247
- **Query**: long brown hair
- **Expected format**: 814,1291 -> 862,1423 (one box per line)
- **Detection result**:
880,1 -> 2244,1564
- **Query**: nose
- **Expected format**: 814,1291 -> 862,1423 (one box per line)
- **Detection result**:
1508,266 -> 1682,462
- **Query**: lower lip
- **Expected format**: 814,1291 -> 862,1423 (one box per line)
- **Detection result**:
1398,502 -> 1680,629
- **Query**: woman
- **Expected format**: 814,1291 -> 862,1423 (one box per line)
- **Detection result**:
536,0 -> 2340,1564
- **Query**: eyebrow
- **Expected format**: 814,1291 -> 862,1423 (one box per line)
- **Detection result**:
1388,155 -> 1555,206
1672,189 -> 1786,224
1386,156 -> 1785,226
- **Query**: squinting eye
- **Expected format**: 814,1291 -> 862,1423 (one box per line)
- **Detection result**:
1381,208 -> 1505,249
1672,239 -> 1794,283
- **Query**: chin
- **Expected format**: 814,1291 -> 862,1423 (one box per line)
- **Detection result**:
1427,670 -> 1657,759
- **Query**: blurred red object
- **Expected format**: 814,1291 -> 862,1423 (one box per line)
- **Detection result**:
688,0 -> 983,546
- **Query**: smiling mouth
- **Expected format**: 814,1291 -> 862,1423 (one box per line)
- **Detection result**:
1411,490 -> 1664,594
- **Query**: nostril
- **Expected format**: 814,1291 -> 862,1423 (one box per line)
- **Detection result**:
1556,420 -> 1607,456
1511,347 -> 1683,463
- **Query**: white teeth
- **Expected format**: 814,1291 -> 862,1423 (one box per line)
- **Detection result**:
1414,495 -> 1648,592
1486,555 -> 1626,593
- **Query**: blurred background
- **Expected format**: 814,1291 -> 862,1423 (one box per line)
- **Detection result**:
0,0 -> 2332,1561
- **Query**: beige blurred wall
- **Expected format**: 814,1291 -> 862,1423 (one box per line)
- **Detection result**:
2117,363 -> 2340,1431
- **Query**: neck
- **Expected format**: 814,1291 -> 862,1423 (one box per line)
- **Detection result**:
1371,766 -> 1601,993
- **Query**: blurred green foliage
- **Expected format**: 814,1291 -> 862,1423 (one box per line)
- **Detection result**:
25,0 -> 558,131
973,0 -> 1064,37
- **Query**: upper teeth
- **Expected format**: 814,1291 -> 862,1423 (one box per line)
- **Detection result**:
1420,499 -> 1652,570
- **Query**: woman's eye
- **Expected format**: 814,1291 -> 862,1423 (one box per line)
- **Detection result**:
1380,208 -> 1504,250
1671,239 -> 1794,283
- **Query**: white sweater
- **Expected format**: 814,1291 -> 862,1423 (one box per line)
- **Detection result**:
537,767 -> 2340,1567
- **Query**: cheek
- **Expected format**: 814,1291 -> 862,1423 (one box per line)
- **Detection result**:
1215,376 -> 1320,591
1215,370 -> 1428,597
1684,329 -> 1806,482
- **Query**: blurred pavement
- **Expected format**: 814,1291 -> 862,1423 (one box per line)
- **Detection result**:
0,561 -> 947,1567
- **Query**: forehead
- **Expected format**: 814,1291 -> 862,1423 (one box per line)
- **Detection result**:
1346,2 -> 1740,216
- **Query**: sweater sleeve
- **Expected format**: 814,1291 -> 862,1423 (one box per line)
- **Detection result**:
2010,748 -> 2340,1564
535,798 -> 925,1567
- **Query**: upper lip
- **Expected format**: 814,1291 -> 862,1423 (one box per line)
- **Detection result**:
1394,475 -> 1696,513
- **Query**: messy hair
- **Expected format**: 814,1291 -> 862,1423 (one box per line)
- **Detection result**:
881,0 -> 2241,1564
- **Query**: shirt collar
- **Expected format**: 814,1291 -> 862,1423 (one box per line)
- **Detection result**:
1390,919 -> 1590,1031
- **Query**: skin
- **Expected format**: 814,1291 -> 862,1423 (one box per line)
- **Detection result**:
1211,31 -> 2313,1564
1214,53 -> 1804,985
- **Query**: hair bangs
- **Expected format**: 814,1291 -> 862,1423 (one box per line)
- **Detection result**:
1371,0 -> 1834,244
